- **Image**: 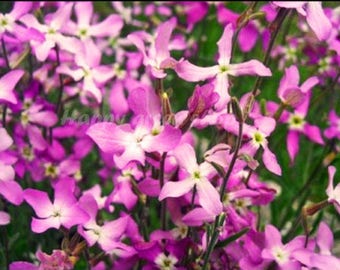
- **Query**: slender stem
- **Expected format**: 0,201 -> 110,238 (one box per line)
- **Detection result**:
202,119 -> 243,269
251,8 -> 290,96
219,120 -> 243,200
1,38 -> 10,128
160,152 -> 167,231
55,45 -> 64,117
230,1 -> 258,63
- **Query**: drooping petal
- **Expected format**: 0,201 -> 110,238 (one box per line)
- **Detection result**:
287,130 -> 300,163
228,60 -> 272,77
159,178 -> 195,200
217,24 -> 233,66
213,72 -> 230,111
175,60 -> 219,82
31,216 -> 60,233
306,2 -> 332,41
24,189 -> 54,218
303,123 -> 324,145
262,147 -> 282,176
27,125 -> 47,151
196,179 -> 223,215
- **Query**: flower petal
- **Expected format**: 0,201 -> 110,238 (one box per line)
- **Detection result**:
196,179 -> 223,215
306,2 -> 332,41
228,60 -> 272,77
159,178 -> 195,201
217,24 -> 233,66
175,60 -> 219,82
263,147 -> 282,176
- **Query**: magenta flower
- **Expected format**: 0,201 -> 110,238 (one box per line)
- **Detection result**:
24,179 -> 89,233
176,24 -> 272,110
87,116 -> 181,169
128,17 -> 178,78
0,70 -> 24,105
272,2 -> 332,41
261,224 -> 305,269
326,166 -> 340,214
159,143 -> 223,216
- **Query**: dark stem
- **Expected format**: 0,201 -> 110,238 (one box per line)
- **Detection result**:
202,119 -> 243,269
1,38 -> 10,128
160,152 -> 167,231
251,8 -> 290,96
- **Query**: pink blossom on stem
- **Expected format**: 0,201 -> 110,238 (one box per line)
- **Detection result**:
176,24 -> 271,110
159,143 -> 223,216
128,17 -> 178,78
24,179 -> 89,233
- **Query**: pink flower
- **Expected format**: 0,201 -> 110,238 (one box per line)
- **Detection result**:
159,143 -> 223,216
24,179 -> 89,233
176,24 -> 271,110
272,2 -> 332,41
326,166 -> 340,214
219,114 -> 282,175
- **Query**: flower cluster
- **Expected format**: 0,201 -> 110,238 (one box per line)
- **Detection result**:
0,2 -> 339,270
